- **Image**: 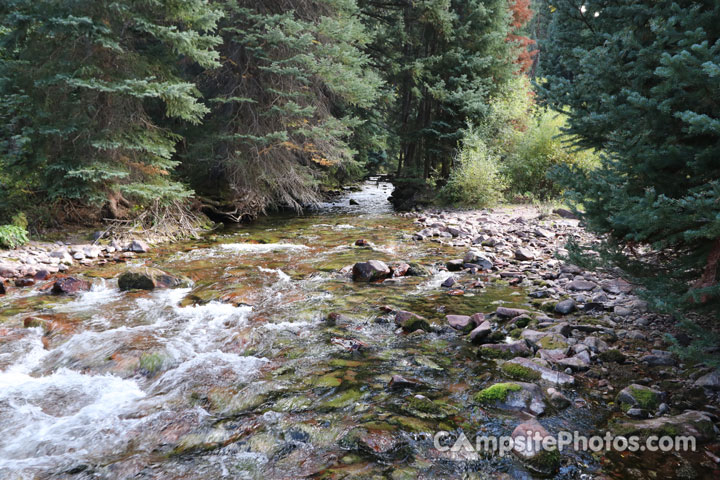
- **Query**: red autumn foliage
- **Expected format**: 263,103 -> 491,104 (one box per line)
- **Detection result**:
507,0 -> 538,73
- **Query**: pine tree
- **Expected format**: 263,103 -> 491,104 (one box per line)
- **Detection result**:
182,0 -> 381,217
541,0 -> 720,315
358,0 -> 522,181
0,0 -> 222,221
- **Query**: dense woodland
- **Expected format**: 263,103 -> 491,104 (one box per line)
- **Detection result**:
1,1 -> 719,345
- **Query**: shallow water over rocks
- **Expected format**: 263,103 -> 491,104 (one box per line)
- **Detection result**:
0,181 -> 715,479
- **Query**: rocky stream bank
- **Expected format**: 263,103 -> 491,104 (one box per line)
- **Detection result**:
0,191 -> 718,479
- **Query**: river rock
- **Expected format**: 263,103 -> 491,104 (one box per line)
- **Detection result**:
616,384 -> 664,412
462,250 -> 493,270
469,321 -> 492,344
694,370 -> 720,391
554,299 -> 576,314
51,276 -> 91,295
640,350 -> 676,366
446,315 -> 474,333
118,267 -> 187,291
352,260 -> 391,282
495,306 -> 530,319
611,411 -> 717,443
568,279 -> 596,291
582,336 -> 609,353
512,419 -> 561,475
394,311 -> 430,332
0,279 -> 6,295
405,262 -> 431,276
441,276 -> 456,288
126,240 -> 150,253
474,382 -> 546,415
446,259 -> 464,271
355,239 -> 370,247
514,247 -> 536,261
389,375 -> 419,390
478,341 -> 531,359
49,250 -> 74,265
505,357 -> 575,386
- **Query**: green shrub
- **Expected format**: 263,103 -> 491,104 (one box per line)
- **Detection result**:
440,131 -> 506,207
0,224 -> 29,249
503,110 -> 599,200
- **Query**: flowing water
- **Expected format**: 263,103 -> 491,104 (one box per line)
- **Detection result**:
0,180 -> 603,479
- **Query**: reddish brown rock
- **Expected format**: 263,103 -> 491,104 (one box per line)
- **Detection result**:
51,276 -> 91,295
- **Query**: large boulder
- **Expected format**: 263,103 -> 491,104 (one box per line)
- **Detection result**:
51,276 -> 91,295
118,267 -> 188,291
352,260 -> 391,282
474,382 -> 546,415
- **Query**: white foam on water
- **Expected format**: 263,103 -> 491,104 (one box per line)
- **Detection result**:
147,350 -> 268,398
0,368 -> 145,472
258,266 -> 291,283
262,320 -> 316,333
416,270 -> 450,291
55,279 -> 122,313
219,243 -> 308,254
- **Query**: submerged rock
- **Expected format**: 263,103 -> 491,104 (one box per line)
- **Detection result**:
118,267 -> 188,291
51,276 -> 91,295
352,260 -> 391,282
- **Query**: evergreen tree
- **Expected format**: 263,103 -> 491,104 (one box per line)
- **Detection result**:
183,0 -> 381,217
541,1 -> 720,315
0,0 -> 222,220
358,0 -> 519,180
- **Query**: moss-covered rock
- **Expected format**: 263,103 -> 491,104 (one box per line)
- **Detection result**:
501,361 -> 542,381
616,384 -> 663,412
474,381 -> 546,415
599,349 -> 626,363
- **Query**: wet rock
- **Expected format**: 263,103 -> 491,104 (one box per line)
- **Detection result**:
118,267 -> 187,291
616,384 -> 664,412
611,411 -> 716,443
462,250 -> 493,270
694,370 -> 720,391
126,240 -> 150,253
469,321 -> 492,344
391,263 -> 410,277
441,276 -> 456,288
406,262 -> 431,276
549,391 -> 571,409
640,350 -> 676,366
395,311 -> 431,332
49,250 -> 74,265
474,382 -> 546,415
352,260 -> 391,282
354,239 -> 370,247
495,306 -> 530,319
478,341 -> 531,359
34,270 -> 51,281
0,279 -> 5,295
349,198 -> 359,205
51,276 -> 91,295
340,427 -> 408,460
446,259 -> 464,271
445,315 -> 474,333
554,299 -> 576,315
505,357 -> 575,386
568,279 -> 597,291
14,278 -> 35,287
389,375 -> 419,390
512,419 -> 561,475
326,312 -> 345,326
514,247 -> 536,261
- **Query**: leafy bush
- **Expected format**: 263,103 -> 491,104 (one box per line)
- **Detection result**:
0,225 -> 29,249
440,131 -> 506,207
503,110 -> 599,201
